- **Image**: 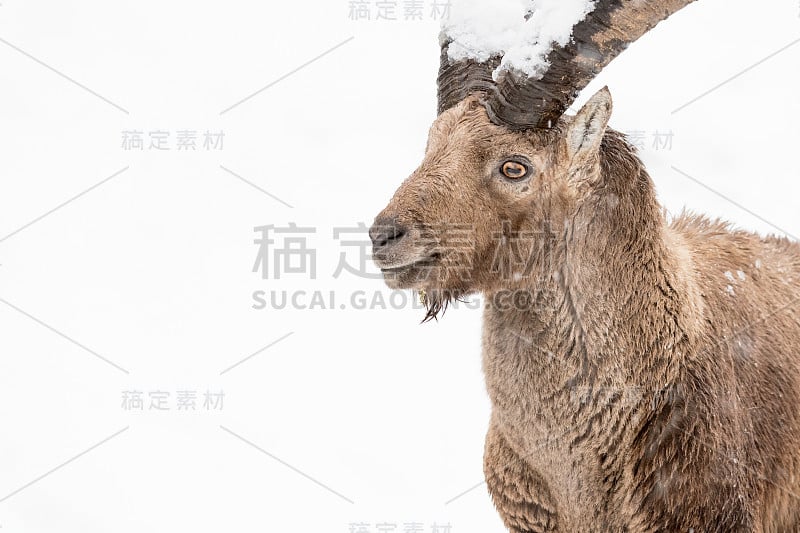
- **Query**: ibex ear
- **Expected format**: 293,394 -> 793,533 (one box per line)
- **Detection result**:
565,86 -> 612,164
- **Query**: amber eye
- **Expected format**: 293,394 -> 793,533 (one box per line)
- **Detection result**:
501,160 -> 529,180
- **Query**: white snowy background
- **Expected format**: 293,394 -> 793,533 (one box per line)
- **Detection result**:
0,1 -> 798,531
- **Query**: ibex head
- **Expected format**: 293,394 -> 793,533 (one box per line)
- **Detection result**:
370,0 -> 695,319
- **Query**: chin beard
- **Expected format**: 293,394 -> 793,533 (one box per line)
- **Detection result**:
421,288 -> 468,323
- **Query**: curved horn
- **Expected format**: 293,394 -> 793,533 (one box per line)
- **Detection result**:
438,0 -> 697,129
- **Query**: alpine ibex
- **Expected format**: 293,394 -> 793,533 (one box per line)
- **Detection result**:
369,0 -> 800,530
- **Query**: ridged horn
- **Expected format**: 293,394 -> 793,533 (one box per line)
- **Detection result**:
437,0 -> 697,130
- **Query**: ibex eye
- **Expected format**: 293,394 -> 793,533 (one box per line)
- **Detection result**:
501,161 -> 529,180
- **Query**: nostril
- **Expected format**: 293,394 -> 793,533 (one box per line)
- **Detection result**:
385,225 -> 406,243
373,231 -> 390,248
396,227 -> 407,240
369,217 -> 408,248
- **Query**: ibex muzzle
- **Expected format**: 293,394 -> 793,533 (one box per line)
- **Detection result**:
369,215 -> 438,289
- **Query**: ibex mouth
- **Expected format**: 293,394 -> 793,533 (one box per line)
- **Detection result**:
377,252 -> 442,289
379,251 -> 441,272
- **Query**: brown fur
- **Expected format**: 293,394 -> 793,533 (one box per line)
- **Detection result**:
371,90 -> 800,531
